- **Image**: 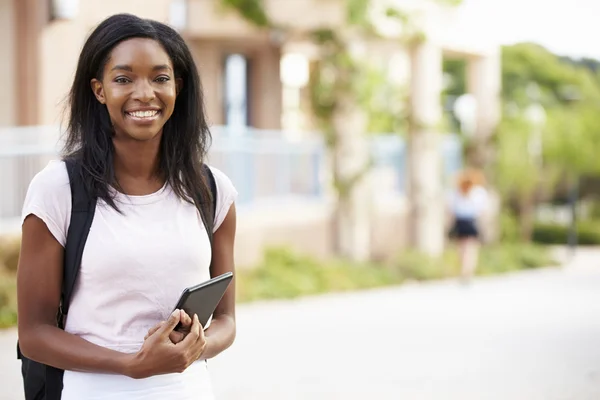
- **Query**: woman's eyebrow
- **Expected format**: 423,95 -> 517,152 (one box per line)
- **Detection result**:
153,64 -> 172,71
109,64 -> 172,72
111,64 -> 132,72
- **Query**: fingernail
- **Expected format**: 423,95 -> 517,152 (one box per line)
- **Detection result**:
172,309 -> 179,317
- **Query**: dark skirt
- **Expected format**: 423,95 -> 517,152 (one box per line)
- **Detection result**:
450,217 -> 479,239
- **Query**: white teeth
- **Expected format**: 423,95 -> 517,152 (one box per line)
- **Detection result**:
128,110 -> 158,118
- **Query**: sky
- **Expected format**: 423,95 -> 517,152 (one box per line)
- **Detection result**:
458,0 -> 600,60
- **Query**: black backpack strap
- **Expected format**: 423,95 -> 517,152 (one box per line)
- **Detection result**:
62,159 -> 97,318
45,159 -> 97,400
199,164 -> 217,243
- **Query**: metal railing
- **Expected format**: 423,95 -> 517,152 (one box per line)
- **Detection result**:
0,125 -> 463,233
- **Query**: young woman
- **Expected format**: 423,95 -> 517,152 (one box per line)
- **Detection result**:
448,168 -> 489,282
17,13 -> 237,399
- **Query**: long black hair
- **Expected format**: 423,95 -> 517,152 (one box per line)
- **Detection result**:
63,13 -> 212,212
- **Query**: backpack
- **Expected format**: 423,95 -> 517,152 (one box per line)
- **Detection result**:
17,159 -> 218,400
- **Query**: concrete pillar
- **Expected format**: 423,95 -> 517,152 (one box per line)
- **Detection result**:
0,0 -> 16,126
38,5 -> 89,125
192,41 -> 224,127
467,51 -> 501,166
249,44 -> 282,129
14,0 -> 45,125
407,40 -> 445,256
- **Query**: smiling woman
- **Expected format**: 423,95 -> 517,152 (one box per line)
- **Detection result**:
91,39 -> 179,143
16,13 -> 238,400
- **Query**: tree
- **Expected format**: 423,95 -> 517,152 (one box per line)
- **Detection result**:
490,43 -> 600,240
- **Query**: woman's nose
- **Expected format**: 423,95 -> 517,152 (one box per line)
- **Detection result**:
132,80 -> 155,102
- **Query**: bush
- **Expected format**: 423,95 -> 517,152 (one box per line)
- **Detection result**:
236,247 -> 402,302
499,211 -> 521,243
533,221 -> 600,245
0,237 -> 20,328
0,272 -> 17,328
236,243 -> 558,303
478,243 -> 557,276
0,236 -> 20,272
393,250 -> 459,281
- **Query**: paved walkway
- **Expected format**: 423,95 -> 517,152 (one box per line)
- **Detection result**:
2,248 -> 600,399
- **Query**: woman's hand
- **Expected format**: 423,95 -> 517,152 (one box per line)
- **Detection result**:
144,309 -> 193,344
129,309 -> 207,379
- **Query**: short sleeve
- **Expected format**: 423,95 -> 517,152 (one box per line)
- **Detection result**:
21,160 -> 72,247
471,186 -> 489,214
208,166 -> 238,232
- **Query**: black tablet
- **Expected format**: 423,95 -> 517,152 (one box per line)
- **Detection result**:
173,272 -> 233,328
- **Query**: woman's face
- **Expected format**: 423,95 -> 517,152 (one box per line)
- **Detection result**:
91,38 -> 182,142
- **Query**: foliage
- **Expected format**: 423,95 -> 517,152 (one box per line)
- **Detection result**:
362,64 -> 409,134
0,236 -> 20,273
219,0 -> 270,27
473,43 -> 600,240
477,243 -> 557,275
236,244 -> 557,303
498,210 -> 521,243
0,272 -> 17,328
502,43 -> 600,108
236,247 -> 401,302
443,58 -> 467,99
499,43 -> 600,179
543,103 -> 600,176
308,29 -> 407,138
493,112 -> 543,195
0,238 -> 19,328
533,221 -> 600,245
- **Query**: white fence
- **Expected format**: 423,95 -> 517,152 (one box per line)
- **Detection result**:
0,125 -> 463,234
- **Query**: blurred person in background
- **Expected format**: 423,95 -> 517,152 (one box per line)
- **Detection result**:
16,13 -> 238,400
448,168 -> 489,283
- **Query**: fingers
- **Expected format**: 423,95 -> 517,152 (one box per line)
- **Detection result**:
179,309 -> 192,328
180,314 -> 204,347
144,322 -> 164,340
158,309 -> 182,337
169,330 -> 185,344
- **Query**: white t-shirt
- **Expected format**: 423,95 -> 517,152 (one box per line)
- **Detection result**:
449,185 -> 488,219
21,160 -> 238,400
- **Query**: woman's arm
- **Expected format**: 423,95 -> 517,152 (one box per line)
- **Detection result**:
201,203 -> 237,360
17,215 -> 133,374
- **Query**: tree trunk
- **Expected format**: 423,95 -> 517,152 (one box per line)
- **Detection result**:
407,41 -> 445,257
518,192 -> 535,242
331,97 -> 371,262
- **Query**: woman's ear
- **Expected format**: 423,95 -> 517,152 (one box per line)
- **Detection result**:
91,78 -> 106,104
176,78 -> 183,96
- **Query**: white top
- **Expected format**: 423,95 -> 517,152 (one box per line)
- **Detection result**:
448,185 -> 488,219
21,160 -> 238,400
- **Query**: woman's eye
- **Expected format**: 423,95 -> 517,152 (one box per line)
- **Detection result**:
155,76 -> 170,83
115,77 -> 130,84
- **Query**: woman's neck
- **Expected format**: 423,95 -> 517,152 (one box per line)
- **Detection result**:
112,135 -> 164,195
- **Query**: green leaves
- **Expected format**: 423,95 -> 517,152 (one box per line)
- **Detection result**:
347,0 -> 371,26
219,0 -> 270,27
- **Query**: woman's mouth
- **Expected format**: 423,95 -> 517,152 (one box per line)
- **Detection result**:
125,110 -> 161,123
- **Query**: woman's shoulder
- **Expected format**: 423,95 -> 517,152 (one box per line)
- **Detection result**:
22,160 -> 72,246
205,164 -> 238,231
29,159 -> 70,193
206,165 -> 236,195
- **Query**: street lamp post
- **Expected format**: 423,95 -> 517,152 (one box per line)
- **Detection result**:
560,85 -> 582,259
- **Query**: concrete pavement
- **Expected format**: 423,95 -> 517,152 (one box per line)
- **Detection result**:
2,248 -> 600,399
